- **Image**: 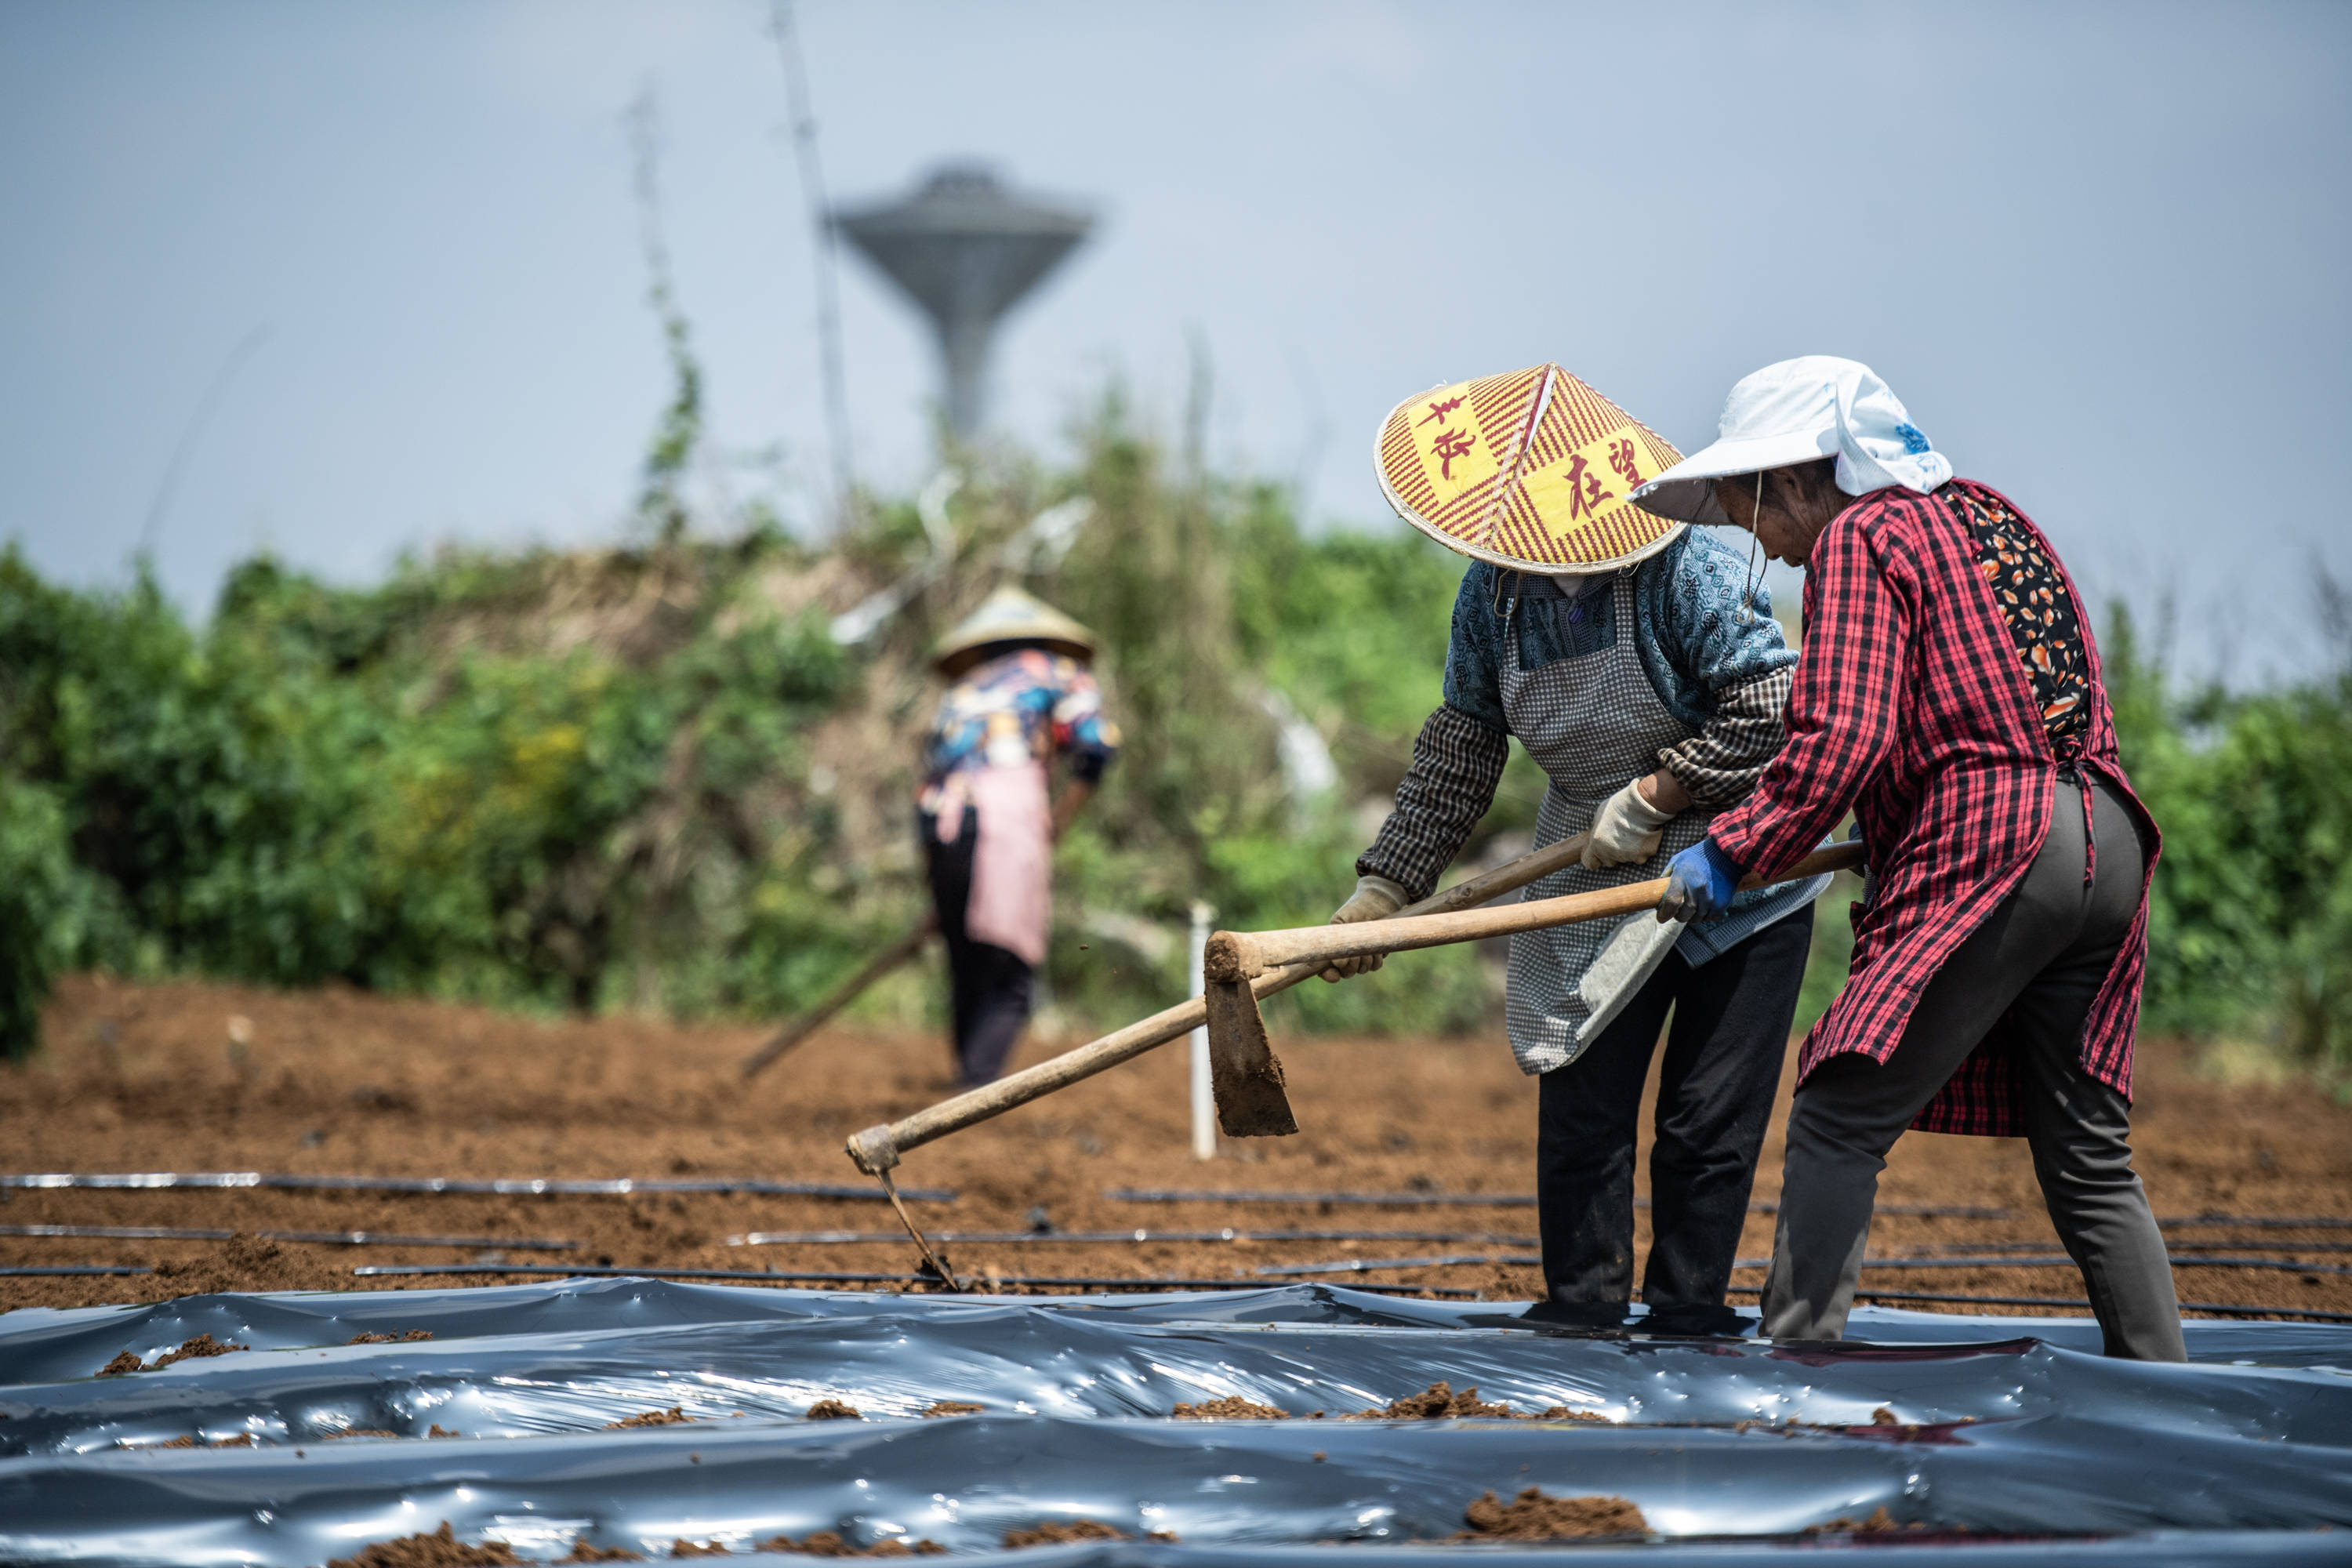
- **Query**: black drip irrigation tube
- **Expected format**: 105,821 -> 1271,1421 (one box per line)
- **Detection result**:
1102,1187 -> 2008,1218
336,1265 -> 2352,1321
0,1172 -> 955,1202
1105,1186 -> 1540,1208
1720,1283 -> 2352,1325
2157,1212 -> 2352,1229
1253,1253 -> 1541,1277
0,1224 -> 581,1250
1723,1254 -> 2352,1279
727,1227 -> 1539,1247
347,1262 -> 1481,1298
1954,1238 -> 2352,1256
1250,1251 -> 2352,1282
0,1265 -> 153,1278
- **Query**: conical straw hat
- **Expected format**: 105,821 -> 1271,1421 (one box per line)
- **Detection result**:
933,586 -> 1098,677
1375,365 -> 1688,573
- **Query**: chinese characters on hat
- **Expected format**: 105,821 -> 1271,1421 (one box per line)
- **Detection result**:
1377,365 -> 1687,572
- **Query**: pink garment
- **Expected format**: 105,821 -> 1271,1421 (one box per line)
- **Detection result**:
938,760 -> 1053,966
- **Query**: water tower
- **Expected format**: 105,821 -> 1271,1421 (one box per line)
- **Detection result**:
834,164 -> 1094,440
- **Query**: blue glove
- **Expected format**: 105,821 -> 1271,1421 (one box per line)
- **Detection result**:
1658,838 -> 1743,924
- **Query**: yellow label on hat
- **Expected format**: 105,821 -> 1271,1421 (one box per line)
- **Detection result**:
1519,427 -> 1653,546
1403,382 -> 1502,506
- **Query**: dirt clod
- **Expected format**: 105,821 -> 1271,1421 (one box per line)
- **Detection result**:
153,1333 -> 248,1369
1459,1488 -> 1648,1541
1001,1522 -> 1128,1548
918,1400 -> 983,1417
99,1334 -> 250,1376
1534,1405 -> 1608,1421
667,1544 -> 731,1560
1871,1406 -> 1899,1425
1171,1395 -> 1288,1419
558,1544 -> 644,1563
805,1399 -> 862,1420
1348,1381 -> 1513,1419
606,1406 -> 693,1429
322,1428 -> 403,1439
428,1424 -> 461,1438
326,1520 -> 524,1567
349,1330 -> 434,1344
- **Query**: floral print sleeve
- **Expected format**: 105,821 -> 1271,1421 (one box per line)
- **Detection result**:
1048,666 -> 1120,783
919,649 -> 1121,815
1955,489 -> 2091,750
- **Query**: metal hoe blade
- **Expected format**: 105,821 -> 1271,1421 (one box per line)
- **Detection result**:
1203,978 -> 1297,1137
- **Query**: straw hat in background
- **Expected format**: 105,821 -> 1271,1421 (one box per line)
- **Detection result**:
1375,364 -> 1688,575
932,586 -> 1098,677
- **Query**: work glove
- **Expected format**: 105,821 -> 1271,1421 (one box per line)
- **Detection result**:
1657,838 -> 1742,925
1581,777 -> 1677,870
1319,874 -> 1406,982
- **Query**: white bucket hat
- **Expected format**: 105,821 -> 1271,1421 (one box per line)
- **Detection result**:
1630,356 -> 1953,525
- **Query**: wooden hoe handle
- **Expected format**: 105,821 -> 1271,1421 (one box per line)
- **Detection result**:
742,916 -> 938,1080
1204,840 -> 1865,983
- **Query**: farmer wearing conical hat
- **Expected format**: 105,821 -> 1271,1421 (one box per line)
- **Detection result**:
920,587 -> 1121,1087
1630,358 -> 2183,1360
1335,366 -> 1828,1332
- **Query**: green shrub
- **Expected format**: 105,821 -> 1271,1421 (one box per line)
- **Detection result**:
12,421 -> 2336,1071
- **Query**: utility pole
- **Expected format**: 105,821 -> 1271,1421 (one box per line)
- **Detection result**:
768,0 -> 855,525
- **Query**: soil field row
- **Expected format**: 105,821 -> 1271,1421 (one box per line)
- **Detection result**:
3,974 -> 2347,1319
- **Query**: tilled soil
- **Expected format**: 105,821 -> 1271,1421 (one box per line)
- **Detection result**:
2,971 -> 2348,1319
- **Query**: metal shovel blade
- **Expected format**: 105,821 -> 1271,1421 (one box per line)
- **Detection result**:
1203,978 -> 1299,1137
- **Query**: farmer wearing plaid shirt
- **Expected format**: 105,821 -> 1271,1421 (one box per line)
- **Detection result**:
1336,370 -> 1828,1334
1632,358 -> 2184,1360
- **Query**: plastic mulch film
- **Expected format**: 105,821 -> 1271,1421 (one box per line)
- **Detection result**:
2,1280 -> 2349,1563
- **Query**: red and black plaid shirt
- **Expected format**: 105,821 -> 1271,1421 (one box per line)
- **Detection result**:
1708,480 -> 2158,1137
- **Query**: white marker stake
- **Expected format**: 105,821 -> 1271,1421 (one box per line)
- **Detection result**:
1188,901 -> 1216,1161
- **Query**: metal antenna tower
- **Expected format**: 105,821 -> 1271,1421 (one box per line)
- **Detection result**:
834,165 -> 1093,441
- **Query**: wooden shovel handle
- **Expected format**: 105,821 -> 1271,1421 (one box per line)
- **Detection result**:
1205,840 -> 1865,982
844,833 -> 1596,1174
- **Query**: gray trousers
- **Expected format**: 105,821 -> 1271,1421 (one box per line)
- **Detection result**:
1762,773 -> 2187,1361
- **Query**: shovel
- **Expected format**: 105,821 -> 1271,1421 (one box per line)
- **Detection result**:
740,915 -> 937,1080
844,831 -> 1596,1179
1196,838 -> 1867,1123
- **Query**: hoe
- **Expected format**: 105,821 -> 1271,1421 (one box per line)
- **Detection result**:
844,836 -> 1863,1286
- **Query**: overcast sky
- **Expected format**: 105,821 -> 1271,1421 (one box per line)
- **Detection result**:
3,1 -> 2346,679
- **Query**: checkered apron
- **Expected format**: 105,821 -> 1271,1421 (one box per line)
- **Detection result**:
1498,574 -> 1711,1074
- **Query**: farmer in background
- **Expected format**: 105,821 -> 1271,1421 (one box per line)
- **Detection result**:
1334,365 -> 1828,1333
1632,357 -> 2184,1360
920,587 -> 1120,1088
